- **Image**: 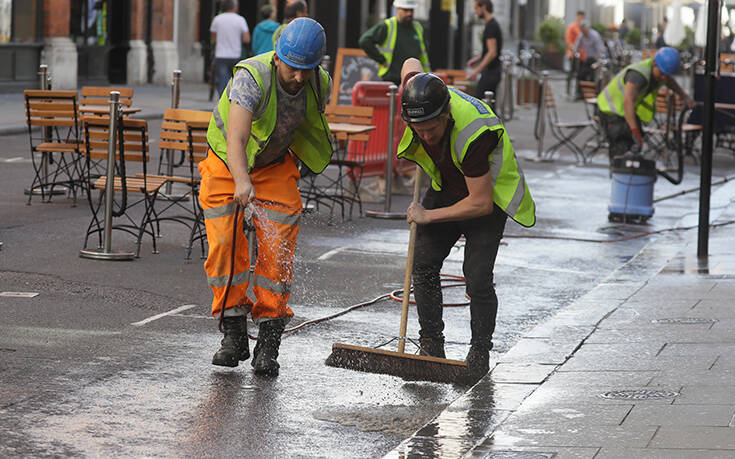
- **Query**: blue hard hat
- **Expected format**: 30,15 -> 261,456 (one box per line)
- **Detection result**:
275,18 -> 326,70
654,47 -> 680,76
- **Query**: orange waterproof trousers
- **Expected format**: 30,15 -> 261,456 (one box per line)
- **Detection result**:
198,151 -> 302,321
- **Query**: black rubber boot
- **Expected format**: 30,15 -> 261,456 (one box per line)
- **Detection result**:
419,336 -> 446,359
212,316 -> 249,367
252,319 -> 285,376
465,344 -> 491,384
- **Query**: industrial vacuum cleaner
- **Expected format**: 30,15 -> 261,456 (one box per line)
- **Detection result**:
608,127 -> 686,224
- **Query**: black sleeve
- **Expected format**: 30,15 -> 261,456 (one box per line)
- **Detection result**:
461,130 -> 500,177
359,22 -> 388,65
484,21 -> 501,41
623,70 -> 647,92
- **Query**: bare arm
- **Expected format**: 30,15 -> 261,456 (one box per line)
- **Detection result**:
665,76 -> 695,108
468,38 -> 497,79
242,30 -> 251,44
623,81 -> 640,132
211,32 -> 217,44
226,103 -> 256,206
407,171 -> 494,224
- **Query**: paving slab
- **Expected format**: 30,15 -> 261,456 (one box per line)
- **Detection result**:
594,447 -> 735,459
489,425 -> 658,448
468,445 -> 600,459
621,404 -> 735,427
648,426 -> 735,449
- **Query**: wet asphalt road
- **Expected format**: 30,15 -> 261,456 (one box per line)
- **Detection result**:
2,119 -> 734,457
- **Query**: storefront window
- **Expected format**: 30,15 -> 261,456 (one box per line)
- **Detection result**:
71,0 -> 108,46
0,0 -> 40,44
0,0 -> 11,43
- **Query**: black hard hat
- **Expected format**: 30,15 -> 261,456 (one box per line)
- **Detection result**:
401,73 -> 450,123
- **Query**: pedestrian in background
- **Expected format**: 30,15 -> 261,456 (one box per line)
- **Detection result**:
202,18 -> 333,376
655,17 -> 668,48
575,20 -> 605,96
210,0 -> 251,97
252,4 -> 279,55
396,58 -> 536,384
466,0 -> 502,101
359,0 -> 430,85
566,11 -> 585,60
272,0 -> 309,48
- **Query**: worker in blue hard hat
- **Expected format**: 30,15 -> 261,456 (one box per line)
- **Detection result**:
597,46 -> 694,161
200,17 -> 333,375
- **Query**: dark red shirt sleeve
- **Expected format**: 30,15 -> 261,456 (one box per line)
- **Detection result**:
461,129 -> 501,177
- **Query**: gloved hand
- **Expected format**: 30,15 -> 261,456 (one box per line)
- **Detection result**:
631,127 -> 643,147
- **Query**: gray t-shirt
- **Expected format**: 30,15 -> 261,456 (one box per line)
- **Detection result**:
229,66 -> 331,169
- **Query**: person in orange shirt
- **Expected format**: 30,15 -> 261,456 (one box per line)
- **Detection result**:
565,11 -> 585,58
565,10 -> 585,99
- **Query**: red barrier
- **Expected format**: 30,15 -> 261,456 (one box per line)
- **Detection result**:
346,81 -> 413,179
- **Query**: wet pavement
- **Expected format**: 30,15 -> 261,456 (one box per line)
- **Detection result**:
2,78 -> 735,458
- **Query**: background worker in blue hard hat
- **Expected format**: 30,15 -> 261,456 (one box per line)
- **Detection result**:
596,46 -> 694,162
200,17 -> 332,376
397,58 -> 536,383
359,0 -> 431,85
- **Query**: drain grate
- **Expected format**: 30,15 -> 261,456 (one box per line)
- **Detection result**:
652,317 -> 716,325
481,453 -> 554,459
599,389 -> 679,400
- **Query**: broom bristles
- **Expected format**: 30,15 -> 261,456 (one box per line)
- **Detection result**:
325,343 -> 475,385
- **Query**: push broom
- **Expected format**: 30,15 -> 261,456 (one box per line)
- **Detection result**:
325,165 -> 474,385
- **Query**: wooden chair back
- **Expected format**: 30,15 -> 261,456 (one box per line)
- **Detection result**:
579,81 -> 598,100
80,86 -> 134,107
324,105 -> 374,142
24,90 -> 79,131
82,116 -> 149,163
434,69 -> 471,92
159,108 -> 212,165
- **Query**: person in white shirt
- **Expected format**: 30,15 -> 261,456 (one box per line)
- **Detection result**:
210,0 -> 251,97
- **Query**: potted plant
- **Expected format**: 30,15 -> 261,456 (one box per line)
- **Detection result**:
536,16 -> 565,70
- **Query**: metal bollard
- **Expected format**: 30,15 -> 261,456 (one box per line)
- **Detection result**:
79,92 -> 135,260
502,54 -> 514,119
26,65 -> 65,197
39,64 -> 49,90
163,70 -> 184,196
536,71 -> 549,160
365,85 -> 405,219
171,69 -> 182,109
321,55 -> 331,74
484,91 -> 495,109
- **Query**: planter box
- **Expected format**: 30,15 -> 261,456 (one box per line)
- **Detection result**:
541,50 -> 565,70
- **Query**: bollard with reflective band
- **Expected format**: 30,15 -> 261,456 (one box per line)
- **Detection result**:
25,64 -> 66,197
366,85 -> 406,219
80,92 -> 135,261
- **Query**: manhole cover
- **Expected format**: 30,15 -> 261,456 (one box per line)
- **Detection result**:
481,453 -> 554,459
599,389 -> 679,400
652,318 -> 716,325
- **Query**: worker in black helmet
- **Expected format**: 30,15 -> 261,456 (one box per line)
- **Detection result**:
397,58 -> 536,383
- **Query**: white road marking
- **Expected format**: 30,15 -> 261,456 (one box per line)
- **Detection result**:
317,246 -> 346,260
0,291 -> 39,298
1,157 -> 31,163
131,304 -> 198,326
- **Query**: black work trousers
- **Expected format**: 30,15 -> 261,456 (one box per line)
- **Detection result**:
412,188 -> 508,350
599,112 -> 642,161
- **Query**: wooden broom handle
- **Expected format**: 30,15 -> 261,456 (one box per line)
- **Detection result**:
398,165 -> 422,354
